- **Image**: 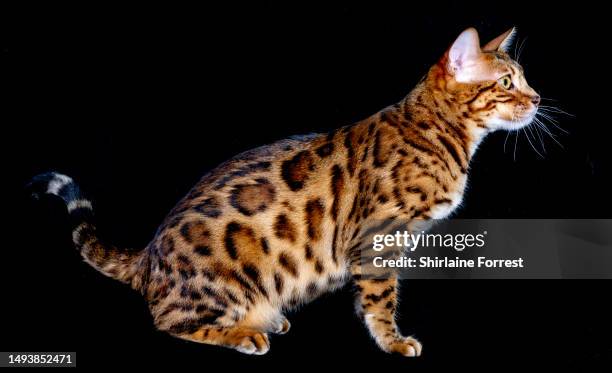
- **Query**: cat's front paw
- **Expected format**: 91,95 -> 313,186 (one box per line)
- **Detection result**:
385,336 -> 423,357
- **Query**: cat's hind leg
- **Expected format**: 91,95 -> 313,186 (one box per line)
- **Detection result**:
173,326 -> 271,355
269,315 -> 291,334
234,302 -> 290,335
159,302 -> 285,355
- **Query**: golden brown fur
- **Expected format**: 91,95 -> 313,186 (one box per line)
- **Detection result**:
32,27 -> 539,356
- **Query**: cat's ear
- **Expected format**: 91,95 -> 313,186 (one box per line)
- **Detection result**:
483,27 -> 517,53
448,28 -> 482,74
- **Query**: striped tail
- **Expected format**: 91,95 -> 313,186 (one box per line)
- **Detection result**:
29,172 -> 147,290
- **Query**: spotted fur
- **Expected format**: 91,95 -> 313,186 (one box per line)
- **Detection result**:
30,27 -> 539,356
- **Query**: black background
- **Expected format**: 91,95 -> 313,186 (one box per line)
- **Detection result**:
8,1 -> 612,369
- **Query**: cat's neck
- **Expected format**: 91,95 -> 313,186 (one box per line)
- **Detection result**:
397,83 -> 490,159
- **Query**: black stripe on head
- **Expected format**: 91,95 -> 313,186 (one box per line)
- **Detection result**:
464,82 -> 497,106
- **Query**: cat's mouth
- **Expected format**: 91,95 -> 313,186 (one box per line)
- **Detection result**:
507,115 -> 535,130
502,108 -> 538,131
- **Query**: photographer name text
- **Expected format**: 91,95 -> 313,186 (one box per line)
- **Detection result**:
373,256 -> 524,269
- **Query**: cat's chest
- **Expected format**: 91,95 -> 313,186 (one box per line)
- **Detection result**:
428,175 -> 468,220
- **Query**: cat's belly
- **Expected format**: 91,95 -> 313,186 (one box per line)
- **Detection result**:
278,259 -> 350,308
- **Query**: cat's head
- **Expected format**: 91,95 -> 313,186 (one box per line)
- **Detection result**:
432,27 -> 539,132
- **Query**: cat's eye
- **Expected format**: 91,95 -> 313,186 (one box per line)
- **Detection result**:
499,75 -> 513,90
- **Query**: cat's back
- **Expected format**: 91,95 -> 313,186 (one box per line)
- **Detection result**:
169,132 -> 327,219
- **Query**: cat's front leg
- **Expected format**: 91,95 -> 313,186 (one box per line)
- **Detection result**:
353,274 -> 422,357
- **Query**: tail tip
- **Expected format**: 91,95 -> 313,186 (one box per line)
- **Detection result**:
27,172 -> 74,198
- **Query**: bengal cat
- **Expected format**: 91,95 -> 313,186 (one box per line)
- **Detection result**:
30,27 -> 539,356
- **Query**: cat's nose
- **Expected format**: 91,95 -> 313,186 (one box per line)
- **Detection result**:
531,94 -> 541,106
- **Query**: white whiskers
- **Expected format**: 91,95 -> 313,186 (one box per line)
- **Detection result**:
505,101 -> 571,160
